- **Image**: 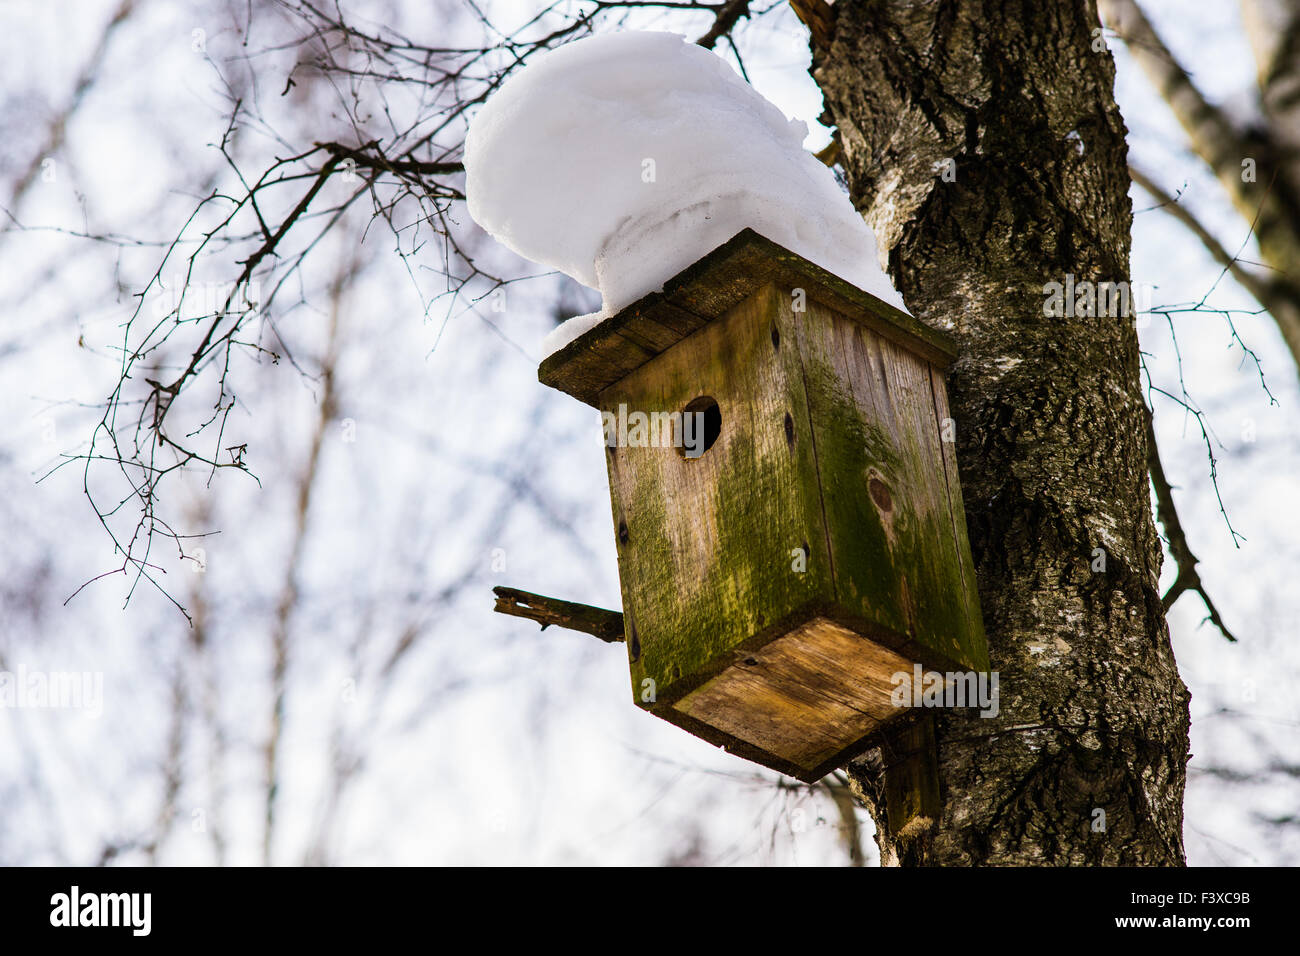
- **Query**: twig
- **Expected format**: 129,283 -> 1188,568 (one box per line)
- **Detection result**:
492,586 -> 625,643
1102,0 -> 1300,369
696,0 -> 751,49
1130,167 -> 1269,301
1131,164 -> 1286,401
316,140 -> 464,178
1145,407 -> 1238,642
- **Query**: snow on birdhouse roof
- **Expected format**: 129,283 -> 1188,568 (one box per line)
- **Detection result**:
463,30 -> 907,356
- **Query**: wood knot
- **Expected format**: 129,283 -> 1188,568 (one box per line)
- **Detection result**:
869,477 -> 893,512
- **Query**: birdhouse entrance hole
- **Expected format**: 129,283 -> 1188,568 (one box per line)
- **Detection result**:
678,395 -> 721,459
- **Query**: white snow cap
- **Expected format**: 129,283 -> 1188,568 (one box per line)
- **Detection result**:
463,31 -> 907,355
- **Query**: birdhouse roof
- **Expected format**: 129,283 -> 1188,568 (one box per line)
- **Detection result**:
538,229 -> 958,407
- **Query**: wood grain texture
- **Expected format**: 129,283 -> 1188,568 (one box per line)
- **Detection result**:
881,717 -> 941,838
673,617 -> 913,778
792,297 -> 989,671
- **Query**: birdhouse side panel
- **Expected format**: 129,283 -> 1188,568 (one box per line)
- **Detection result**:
600,283 -> 836,703
926,359 -> 989,669
791,296 -> 989,672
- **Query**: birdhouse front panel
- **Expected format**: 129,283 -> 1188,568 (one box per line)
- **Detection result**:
600,281 -> 839,694
539,230 -> 987,781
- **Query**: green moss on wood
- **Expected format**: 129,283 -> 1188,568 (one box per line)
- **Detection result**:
596,271 -> 989,709
801,359 -> 986,670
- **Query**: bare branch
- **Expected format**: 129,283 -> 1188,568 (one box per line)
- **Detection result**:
492,586 -> 625,643
316,140 -> 464,180
1145,406 -> 1238,642
1131,166 -> 1270,303
696,0 -> 751,49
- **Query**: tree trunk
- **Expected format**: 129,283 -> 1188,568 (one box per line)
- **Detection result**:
814,0 -> 1190,865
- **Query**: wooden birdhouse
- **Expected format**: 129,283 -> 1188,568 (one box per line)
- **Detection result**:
537,229 -> 988,782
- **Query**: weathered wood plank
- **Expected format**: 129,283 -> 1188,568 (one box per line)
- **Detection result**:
673,617 -> 913,773
928,364 -> 989,669
791,294 -> 987,671
615,314 -> 681,353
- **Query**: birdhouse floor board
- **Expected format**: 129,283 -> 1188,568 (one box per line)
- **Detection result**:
669,617 -> 914,779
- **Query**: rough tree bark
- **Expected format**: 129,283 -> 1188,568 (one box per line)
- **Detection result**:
813,0 -> 1191,864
